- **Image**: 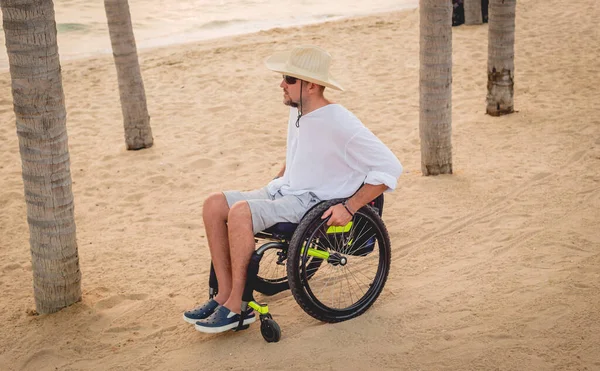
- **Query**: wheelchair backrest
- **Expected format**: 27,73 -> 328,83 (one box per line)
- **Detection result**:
369,193 -> 384,217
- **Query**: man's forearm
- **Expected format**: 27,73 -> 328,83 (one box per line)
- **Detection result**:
345,184 -> 388,214
275,162 -> 286,178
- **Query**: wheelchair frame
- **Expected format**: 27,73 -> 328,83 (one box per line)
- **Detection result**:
207,194 -> 388,342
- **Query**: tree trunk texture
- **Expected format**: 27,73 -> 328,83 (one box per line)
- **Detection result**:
465,0 -> 483,25
1,0 -> 82,314
104,0 -> 153,150
419,0 -> 453,176
487,0 -> 516,116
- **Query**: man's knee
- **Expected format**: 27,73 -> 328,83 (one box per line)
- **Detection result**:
228,201 -> 251,222
228,201 -> 255,235
203,192 -> 229,220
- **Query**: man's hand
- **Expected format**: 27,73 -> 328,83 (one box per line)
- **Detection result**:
321,203 -> 353,226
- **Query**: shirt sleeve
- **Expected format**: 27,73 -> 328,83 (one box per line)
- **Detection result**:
344,128 -> 403,191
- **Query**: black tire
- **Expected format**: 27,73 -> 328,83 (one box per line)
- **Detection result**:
286,199 -> 391,323
260,318 -> 281,343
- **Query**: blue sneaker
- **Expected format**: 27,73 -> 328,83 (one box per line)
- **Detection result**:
182,299 -> 220,324
194,306 -> 256,333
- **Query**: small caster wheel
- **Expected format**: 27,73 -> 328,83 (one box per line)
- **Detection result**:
260,318 -> 281,343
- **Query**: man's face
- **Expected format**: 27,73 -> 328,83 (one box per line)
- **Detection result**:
280,75 -> 302,108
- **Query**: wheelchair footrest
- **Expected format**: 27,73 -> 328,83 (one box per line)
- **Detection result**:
248,301 -> 270,315
232,324 -> 250,332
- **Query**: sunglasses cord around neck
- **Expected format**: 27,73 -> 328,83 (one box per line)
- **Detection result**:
295,81 -> 303,128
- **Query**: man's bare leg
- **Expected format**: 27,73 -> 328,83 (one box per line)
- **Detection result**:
222,201 -> 256,314
202,192 -> 234,305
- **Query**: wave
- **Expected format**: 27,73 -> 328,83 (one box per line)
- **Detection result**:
197,19 -> 249,30
56,23 -> 91,33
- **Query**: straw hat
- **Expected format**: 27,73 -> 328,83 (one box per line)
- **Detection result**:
265,45 -> 344,91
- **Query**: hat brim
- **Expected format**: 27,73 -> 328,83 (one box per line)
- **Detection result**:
265,51 -> 344,91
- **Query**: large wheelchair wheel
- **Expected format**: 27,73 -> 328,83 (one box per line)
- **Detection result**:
286,199 -> 391,323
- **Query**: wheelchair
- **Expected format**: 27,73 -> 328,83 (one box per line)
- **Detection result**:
207,194 -> 391,342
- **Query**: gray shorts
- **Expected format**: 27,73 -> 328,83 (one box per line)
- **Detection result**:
223,187 -> 321,234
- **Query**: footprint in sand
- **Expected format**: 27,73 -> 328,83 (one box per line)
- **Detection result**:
530,172 -> 551,182
566,150 -> 587,165
488,213 -> 531,229
89,294 -> 150,334
207,105 -> 228,113
89,293 -> 178,342
94,293 -> 149,311
190,158 -> 215,169
123,193 -> 146,202
523,303 -> 570,331
2,263 -> 22,272
572,282 -> 591,289
105,323 -> 143,333
0,191 -> 23,208
146,175 -> 170,184
21,349 -> 67,371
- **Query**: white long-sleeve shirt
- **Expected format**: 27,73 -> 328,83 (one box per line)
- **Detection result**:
267,104 -> 403,200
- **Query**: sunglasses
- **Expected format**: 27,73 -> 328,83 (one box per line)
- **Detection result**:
283,75 -> 298,84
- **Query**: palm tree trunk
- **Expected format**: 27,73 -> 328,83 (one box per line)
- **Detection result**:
1,0 -> 81,314
419,0 -> 453,176
487,0 -> 516,116
104,0 -> 153,150
464,0 -> 483,25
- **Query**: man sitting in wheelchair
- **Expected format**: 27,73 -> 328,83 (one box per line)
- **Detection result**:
184,45 -> 403,334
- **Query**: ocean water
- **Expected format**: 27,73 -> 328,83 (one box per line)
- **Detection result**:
0,0 -> 417,69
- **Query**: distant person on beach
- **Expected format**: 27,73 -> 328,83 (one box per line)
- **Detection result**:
452,0 -> 465,26
452,0 -> 488,26
183,45 -> 403,334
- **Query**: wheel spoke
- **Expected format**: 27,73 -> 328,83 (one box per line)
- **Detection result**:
343,216 -> 368,255
346,224 -> 374,256
317,264 -> 336,298
345,266 -> 367,298
343,267 -> 355,307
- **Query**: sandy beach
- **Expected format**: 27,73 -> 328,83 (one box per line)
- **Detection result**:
1,0 -> 599,369
0,0 -> 418,69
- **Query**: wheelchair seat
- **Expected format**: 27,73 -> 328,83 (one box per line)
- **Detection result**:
259,222 -> 297,240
